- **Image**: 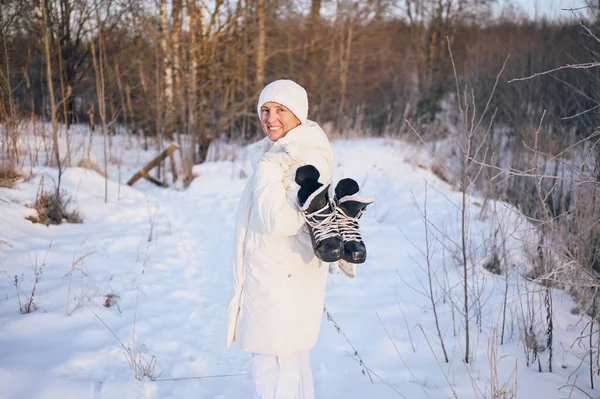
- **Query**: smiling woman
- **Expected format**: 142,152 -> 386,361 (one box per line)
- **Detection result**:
256,79 -> 309,142
226,79 -> 335,399
259,102 -> 301,142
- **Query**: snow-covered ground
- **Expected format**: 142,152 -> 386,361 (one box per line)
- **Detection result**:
0,125 -> 597,398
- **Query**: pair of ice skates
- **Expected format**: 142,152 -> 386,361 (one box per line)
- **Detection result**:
295,165 -> 374,278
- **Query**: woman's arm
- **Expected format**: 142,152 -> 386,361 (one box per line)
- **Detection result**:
251,154 -> 305,236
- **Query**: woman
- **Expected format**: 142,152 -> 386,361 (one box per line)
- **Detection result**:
226,79 -> 334,398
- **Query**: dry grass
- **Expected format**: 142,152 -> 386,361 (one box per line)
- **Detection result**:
103,293 -> 120,308
77,157 -> 106,177
26,185 -> 83,225
483,249 -> 502,275
65,251 -> 96,316
430,162 -> 451,184
92,309 -> 158,380
182,171 -> 198,189
0,163 -> 23,188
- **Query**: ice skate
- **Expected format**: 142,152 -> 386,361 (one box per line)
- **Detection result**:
296,165 -> 343,263
334,178 -> 374,268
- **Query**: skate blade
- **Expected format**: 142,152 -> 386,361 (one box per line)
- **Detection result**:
338,261 -> 357,279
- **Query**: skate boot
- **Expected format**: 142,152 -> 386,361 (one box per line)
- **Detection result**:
296,165 -> 343,263
334,178 -> 374,265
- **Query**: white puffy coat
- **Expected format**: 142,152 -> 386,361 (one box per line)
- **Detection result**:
226,120 -> 334,356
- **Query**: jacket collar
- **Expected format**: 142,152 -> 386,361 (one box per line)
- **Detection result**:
276,125 -> 303,146
248,120 -> 322,170
275,120 -> 318,147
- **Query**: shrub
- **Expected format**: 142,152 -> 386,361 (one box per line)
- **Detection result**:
483,248 -> 502,275
0,163 -> 22,188
26,185 -> 83,225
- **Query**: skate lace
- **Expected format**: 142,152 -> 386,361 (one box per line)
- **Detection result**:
303,202 -> 339,243
336,207 -> 364,241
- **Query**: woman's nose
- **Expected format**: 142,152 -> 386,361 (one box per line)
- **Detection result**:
267,112 -> 277,124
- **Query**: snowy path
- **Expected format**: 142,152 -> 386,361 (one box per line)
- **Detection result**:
134,143 -> 432,398
145,181 -> 252,398
0,138 -> 596,398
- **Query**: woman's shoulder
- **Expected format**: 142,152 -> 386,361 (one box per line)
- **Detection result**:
247,137 -> 273,169
278,122 -> 334,178
285,120 -> 329,143
279,121 -> 332,155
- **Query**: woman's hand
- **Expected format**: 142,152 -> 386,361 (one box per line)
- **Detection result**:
260,151 -> 300,191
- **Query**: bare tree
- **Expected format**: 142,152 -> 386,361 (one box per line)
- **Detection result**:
305,0 -> 322,96
161,0 -> 173,136
41,0 -> 62,190
336,0 -> 356,130
255,0 -> 265,93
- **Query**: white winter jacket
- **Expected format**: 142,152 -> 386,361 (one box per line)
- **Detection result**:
226,120 -> 334,356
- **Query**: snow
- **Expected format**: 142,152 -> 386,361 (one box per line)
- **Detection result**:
0,125 -> 597,398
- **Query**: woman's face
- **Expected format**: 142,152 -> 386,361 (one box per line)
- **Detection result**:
260,102 -> 301,141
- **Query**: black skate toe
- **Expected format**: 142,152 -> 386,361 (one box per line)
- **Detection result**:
343,241 -> 367,264
316,238 -> 343,262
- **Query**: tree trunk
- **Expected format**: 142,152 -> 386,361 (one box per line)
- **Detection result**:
90,9 -> 109,203
185,0 -> 199,178
305,0 -> 322,96
197,0 -> 211,163
114,63 -> 128,130
161,0 -> 173,139
336,1 -> 354,131
42,0 -> 62,191
172,0 -> 183,136
56,29 -> 71,165
255,0 -> 265,92
0,6 -> 18,164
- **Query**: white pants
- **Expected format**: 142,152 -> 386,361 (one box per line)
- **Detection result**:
250,351 -> 315,399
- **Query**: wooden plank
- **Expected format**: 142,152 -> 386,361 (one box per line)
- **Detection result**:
127,142 -> 179,186
141,171 -> 167,187
169,152 -> 178,183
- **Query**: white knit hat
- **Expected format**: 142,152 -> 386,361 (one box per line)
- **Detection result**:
257,79 -> 309,124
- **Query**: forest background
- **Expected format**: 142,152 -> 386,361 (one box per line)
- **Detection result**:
2,0 -> 598,163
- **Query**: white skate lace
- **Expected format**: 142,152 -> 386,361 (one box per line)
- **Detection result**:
303,201 -> 339,243
336,207 -> 364,241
